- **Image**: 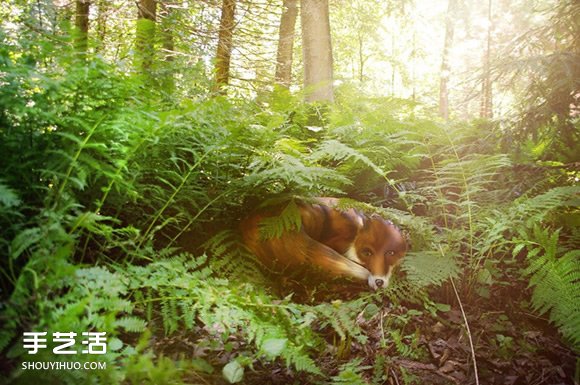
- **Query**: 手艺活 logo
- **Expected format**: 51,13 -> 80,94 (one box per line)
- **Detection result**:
23,332 -> 107,355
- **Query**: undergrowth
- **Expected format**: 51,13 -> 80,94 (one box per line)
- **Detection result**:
0,33 -> 578,384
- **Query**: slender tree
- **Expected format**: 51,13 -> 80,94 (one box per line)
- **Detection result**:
301,0 -> 334,102
135,0 -> 157,76
214,0 -> 237,91
160,1 -> 176,95
95,0 -> 108,53
275,0 -> 298,88
439,0 -> 457,120
480,0 -> 493,118
74,0 -> 90,60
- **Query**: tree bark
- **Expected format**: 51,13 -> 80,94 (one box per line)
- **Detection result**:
275,0 -> 298,88
95,0 -> 108,53
135,0 -> 157,76
74,0 -> 90,59
301,0 -> 334,102
214,0 -> 236,92
480,0 -> 493,118
358,33 -> 364,82
439,0 -> 456,120
160,1 -> 176,95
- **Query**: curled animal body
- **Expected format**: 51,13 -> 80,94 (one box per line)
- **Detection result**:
241,198 -> 408,290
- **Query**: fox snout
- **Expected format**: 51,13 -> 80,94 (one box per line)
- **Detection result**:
367,270 -> 393,290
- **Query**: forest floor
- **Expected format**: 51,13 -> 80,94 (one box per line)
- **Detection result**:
154,280 -> 578,385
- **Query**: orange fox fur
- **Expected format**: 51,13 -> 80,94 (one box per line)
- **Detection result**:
241,198 -> 407,290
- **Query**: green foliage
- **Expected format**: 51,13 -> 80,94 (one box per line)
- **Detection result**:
509,0 -> 580,162
402,251 -> 459,288
312,298 -> 369,345
0,10 -> 578,383
223,360 -> 244,384
518,227 -> 580,351
127,254 -> 323,377
388,329 -> 421,359
513,186 -> 580,226
203,230 -> 266,282
330,358 -> 370,385
258,199 -> 302,240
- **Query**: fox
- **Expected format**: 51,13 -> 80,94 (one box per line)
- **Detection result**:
241,198 -> 408,290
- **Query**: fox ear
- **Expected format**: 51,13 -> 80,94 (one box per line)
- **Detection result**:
362,213 -> 381,229
356,211 -> 376,229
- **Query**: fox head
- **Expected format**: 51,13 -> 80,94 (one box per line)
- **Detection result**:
346,215 -> 408,290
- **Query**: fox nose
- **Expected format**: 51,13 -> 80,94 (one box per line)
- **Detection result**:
375,278 -> 384,287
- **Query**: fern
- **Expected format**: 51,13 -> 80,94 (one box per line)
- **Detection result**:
125,253 -> 324,375
258,199 -> 302,240
310,139 -> 386,178
330,358 -> 370,385
514,186 -> 580,226
284,345 -> 321,374
312,298 -> 368,344
388,329 -> 421,359
203,230 -> 266,282
476,186 -> 579,262
114,316 -> 147,333
243,149 -> 352,195
0,180 -> 21,208
402,250 -> 459,288
519,227 -> 580,351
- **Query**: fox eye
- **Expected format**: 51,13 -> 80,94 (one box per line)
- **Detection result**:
385,250 -> 395,257
361,248 -> 373,258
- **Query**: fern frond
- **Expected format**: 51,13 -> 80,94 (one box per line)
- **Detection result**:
283,345 -> 322,375
115,316 -> 147,333
330,358 -> 369,385
402,250 -> 459,288
0,180 -> 21,208
515,186 -> 579,226
310,139 -> 386,177
203,230 -> 265,283
523,227 -> 580,350
258,200 -> 302,240
244,152 -> 352,194
312,298 -> 367,344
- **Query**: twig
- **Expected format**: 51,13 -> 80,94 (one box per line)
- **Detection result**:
391,369 -> 401,385
450,277 -> 480,385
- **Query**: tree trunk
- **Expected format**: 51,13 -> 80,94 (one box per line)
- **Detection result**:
439,0 -> 456,120
214,0 -> 236,92
135,0 -> 157,76
275,0 -> 298,88
301,0 -> 334,102
358,33 -> 364,83
95,1 -> 108,53
411,29 -> 417,102
160,1 -> 176,95
480,0 -> 493,118
74,0 -> 90,59
390,32 -> 396,96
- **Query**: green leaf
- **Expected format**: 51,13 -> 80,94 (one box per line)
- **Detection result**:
476,268 -> 493,285
258,200 -> 302,240
10,227 -> 42,259
0,182 -> 21,207
222,360 -> 244,384
261,338 -> 287,358
191,358 -> 214,374
512,242 -> 526,257
108,338 -> 123,351
434,303 -> 451,312
115,316 -> 147,332
363,303 -> 380,319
